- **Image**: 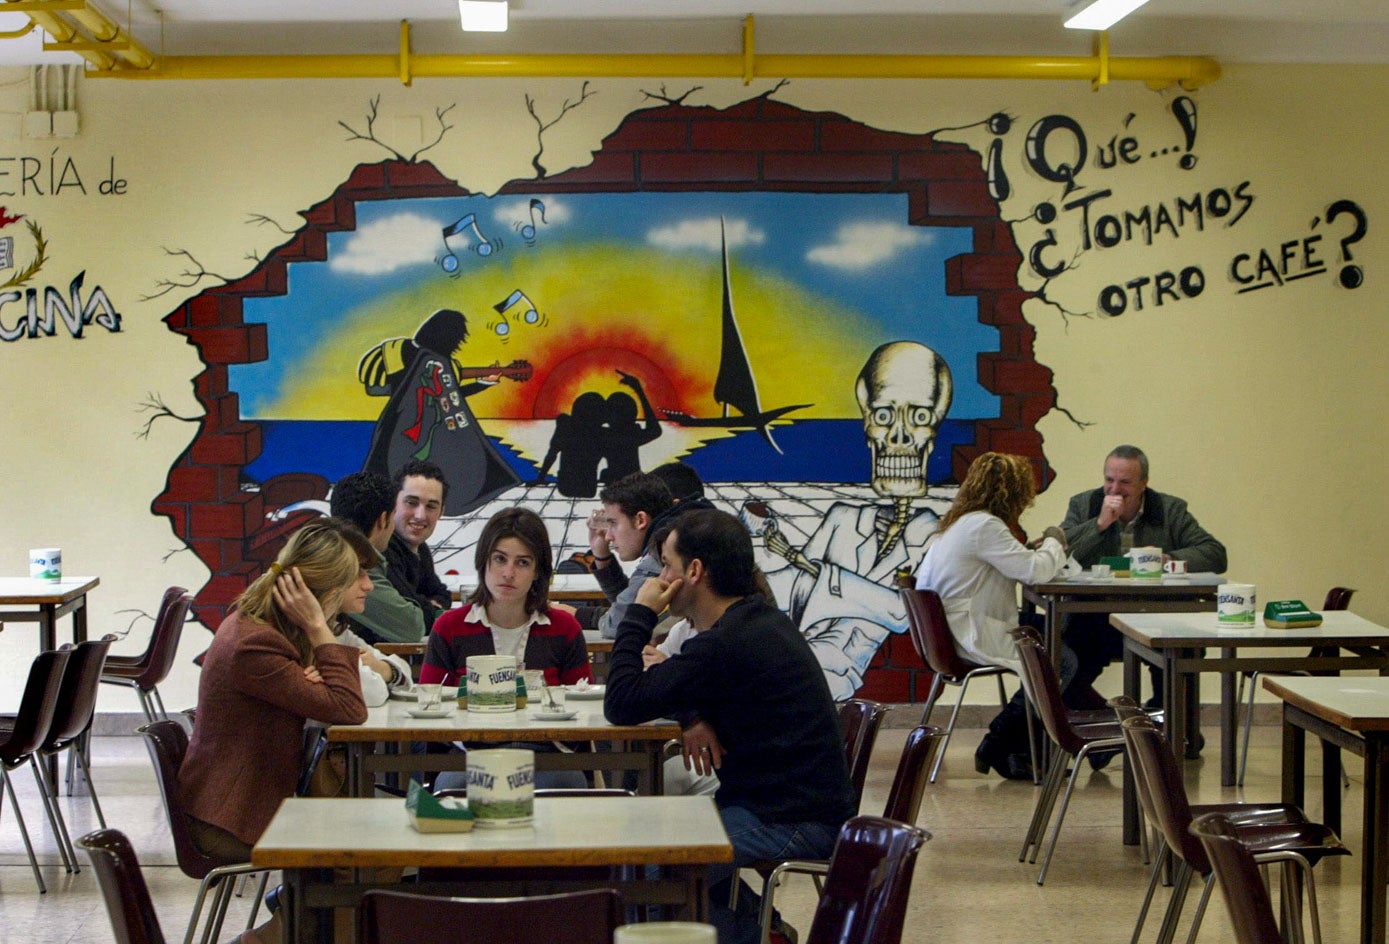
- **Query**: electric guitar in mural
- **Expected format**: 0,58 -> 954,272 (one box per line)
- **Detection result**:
661,218 -> 809,454
453,360 -> 533,382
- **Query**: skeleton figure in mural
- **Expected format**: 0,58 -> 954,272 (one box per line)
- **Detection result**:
358,308 -> 526,516
762,341 -> 953,700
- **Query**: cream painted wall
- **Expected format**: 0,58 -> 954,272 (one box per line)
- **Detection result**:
0,64 -> 1383,713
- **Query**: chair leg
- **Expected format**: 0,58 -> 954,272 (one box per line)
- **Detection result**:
918,673 -> 945,728
1181,872 -> 1216,944
1130,840 -> 1170,944
183,875 -> 220,944
933,683 -> 971,784
245,871 -> 270,932
29,755 -> 77,873
71,745 -> 107,829
1238,671 -> 1259,786
1022,697 -> 1040,786
1154,860 -> 1194,944
1,766 -> 47,893
151,686 -> 170,721
1019,750 -> 1068,863
1035,746 -> 1093,884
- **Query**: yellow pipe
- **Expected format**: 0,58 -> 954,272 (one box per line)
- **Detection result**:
0,20 -> 35,38
16,8 -> 114,70
65,2 -> 155,68
741,14 -> 754,86
86,50 -> 1221,87
399,19 -> 411,87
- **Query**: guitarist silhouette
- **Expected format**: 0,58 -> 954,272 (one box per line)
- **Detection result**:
359,308 -> 530,515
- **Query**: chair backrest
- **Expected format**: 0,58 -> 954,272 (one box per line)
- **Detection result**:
899,587 -> 973,679
1189,813 -> 1283,944
1014,632 -> 1089,755
1121,714 -> 1208,874
0,647 -> 72,765
1115,710 -> 1164,840
806,815 -> 930,944
1323,587 -> 1355,611
45,634 -> 117,750
881,725 -> 945,824
78,829 -> 167,944
130,591 -> 193,691
358,888 -> 621,944
137,719 -> 224,880
840,698 -> 890,806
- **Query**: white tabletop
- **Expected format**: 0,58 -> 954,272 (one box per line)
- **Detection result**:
252,795 -> 733,869
0,576 -> 100,602
326,700 -> 677,743
1111,609 -> 1389,647
1261,675 -> 1389,733
1032,572 -> 1226,591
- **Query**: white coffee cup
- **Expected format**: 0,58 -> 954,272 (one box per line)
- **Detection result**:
467,748 -> 535,828
1164,559 -> 1189,575
1217,583 -> 1257,628
1129,546 -> 1163,579
615,924 -> 718,944
29,548 -> 61,582
466,655 -> 518,712
1090,564 -> 1112,579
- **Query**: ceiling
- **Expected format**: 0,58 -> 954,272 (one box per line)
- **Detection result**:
0,0 -> 1386,70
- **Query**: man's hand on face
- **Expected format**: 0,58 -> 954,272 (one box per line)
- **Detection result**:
635,575 -> 682,614
1097,493 -> 1126,531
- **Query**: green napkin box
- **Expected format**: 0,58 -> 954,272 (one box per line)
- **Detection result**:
1263,600 -> 1323,629
406,780 -> 476,833
1100,555 -> 1131,577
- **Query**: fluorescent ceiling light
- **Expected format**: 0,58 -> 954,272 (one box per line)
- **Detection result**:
459,1 -> 508,32
1064,0 -> 1153,31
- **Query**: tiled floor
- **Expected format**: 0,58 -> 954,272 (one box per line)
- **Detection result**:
0,720 -> 1363,944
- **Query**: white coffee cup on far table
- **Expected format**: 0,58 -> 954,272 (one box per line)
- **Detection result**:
615,924 -> 717,944
1164,559 -> 1189,575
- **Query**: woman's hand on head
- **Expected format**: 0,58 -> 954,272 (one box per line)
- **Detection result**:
271,566 -> 335,645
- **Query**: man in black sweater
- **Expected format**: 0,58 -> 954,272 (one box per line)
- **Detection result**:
605,509 -> 854,944
384,459 -> 452,627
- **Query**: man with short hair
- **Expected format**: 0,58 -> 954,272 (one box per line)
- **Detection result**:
605,509 -> 853,944
329,471 -> 429,645
1062,444 -> 1227,702
384,459 -> 452,626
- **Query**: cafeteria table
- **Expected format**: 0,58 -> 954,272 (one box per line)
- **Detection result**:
1264,675 -> 1389,944
0,576 -> 99,651
1112,610 -> 1389,845
330,701 -> 680,797
253,795 -> 733,944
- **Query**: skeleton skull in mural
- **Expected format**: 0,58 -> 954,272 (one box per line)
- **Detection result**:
856,341 -> 953,499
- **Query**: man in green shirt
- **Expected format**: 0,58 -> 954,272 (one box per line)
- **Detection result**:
330,471 -> 429,644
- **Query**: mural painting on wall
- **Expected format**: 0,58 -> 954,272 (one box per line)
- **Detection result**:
151,87 -> 1366,702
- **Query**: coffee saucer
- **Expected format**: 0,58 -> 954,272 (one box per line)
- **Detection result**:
407,707 -> 453,719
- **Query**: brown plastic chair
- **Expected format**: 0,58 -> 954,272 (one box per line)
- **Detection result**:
1114,704 -> 1315,944
757,726 -> 945,943
1123,715 -> 1347,944
34,634 -> 118,872
736,700 -> 889,937
358,888 -> 622,944
900,587 -> 1037,782
1190,813 -> 1285,944
137,720 -> 268,944
0,646 -> 74,891
102,587 -> 191,724
78,829 -> 168,944
801,815 -> 930,944
1237,587 -> 1356,786
840,698 -> 889,805
1014,630 -> 1128,885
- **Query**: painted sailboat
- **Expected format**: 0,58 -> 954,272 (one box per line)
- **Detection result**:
663,218 -> 809,454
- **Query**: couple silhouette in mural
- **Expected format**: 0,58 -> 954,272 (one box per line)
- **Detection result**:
530,372 -> 662,498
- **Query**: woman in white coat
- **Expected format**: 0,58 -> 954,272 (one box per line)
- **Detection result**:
916,452 -> 1074,780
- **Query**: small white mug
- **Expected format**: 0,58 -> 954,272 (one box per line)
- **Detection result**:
1164,559 -> 1188,575
1129,546 -> 1163,579
29,548 -> 61,582
1090,564 -> 1112,579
